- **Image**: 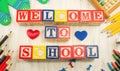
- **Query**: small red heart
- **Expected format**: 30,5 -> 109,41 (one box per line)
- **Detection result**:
27,29 -> 40,39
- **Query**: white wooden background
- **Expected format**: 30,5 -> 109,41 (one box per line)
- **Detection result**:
0,0 -> 120,71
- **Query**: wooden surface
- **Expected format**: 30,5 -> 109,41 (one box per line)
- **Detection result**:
0,0 -> 120,71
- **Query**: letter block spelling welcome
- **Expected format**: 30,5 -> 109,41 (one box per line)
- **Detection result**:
16,10 -> 104,25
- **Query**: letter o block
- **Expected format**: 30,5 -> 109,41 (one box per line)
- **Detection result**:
58,26 -> 70,39
67,10 -> 80,22
73,45 -> 86,59
59,46 -> 73,60
19,46 -> 33,59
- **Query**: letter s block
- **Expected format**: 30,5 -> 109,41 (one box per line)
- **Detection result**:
86,45 -> 99,58
73,45 -> 86,59
19,45 -> 33,59
45,26 -> 58,38
59,46 -> 73,60
32,45 -> 46,59
58,26 -> 70,39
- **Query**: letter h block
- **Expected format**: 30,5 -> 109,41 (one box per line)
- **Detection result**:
19,45 -> 33,60
46,46 -> 59,59
86,45 -> 99,58
45,26 -> 58,38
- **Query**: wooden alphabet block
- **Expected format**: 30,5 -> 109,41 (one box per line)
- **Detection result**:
92,10 -> 104,22
54,10 -> 67,22
73,45 -> 86,59
59,46 -> 73,60
19,45 -> 33,59
86,45 -> 99,58
79,10 -> 93,22
46,46 -> 59,59
45,26 -> 58,38
17,10 -> 29,22
32,45 -> 46,59
58,26 -> 70,39
42,10 -> 54,22
67,10 -> 80,22
29,10 -> 42,22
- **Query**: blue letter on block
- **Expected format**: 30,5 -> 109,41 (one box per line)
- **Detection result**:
86,45 -> 99,58
42,10 -> 54,22
45,26 -> 58,38
47,46 -> 59,59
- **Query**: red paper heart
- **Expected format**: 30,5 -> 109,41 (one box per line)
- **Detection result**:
27,29 -> 40,39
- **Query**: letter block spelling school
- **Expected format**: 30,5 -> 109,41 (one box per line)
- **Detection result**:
19,45 -> 99,60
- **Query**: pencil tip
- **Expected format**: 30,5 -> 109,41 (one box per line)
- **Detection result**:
5,44 -> 8,46
10,31 -> 12,33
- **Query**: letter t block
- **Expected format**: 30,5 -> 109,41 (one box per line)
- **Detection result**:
45,26 -> 58,38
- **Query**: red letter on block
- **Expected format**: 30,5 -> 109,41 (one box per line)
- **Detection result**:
58,26 -> 70,39
19,46 -> 32,59
92,10 -> 104,22
16,10 -> 29,22
60,46 -> 73,60
73,45 -> 86,59
30,10 -> 42,22
80,10 -> 93,22
67,10 -> 80,22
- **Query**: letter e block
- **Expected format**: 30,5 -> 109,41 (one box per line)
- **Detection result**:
67,10 -> 80,22
29,10 -> 42,22
86,45 -> 99,58
54,10 -> 67,22
42,10 -> 54,22
46,46 -> 59,59
58,26 -> 70,39
73,45 -> 86,59
59,46 -> 73,60
92,10 -> 104,22
19,45 -> 32,59
32,45 -> 46,59
45,26 -> 58,38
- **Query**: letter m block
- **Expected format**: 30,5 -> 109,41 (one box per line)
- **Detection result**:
19,45 -> 33,60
